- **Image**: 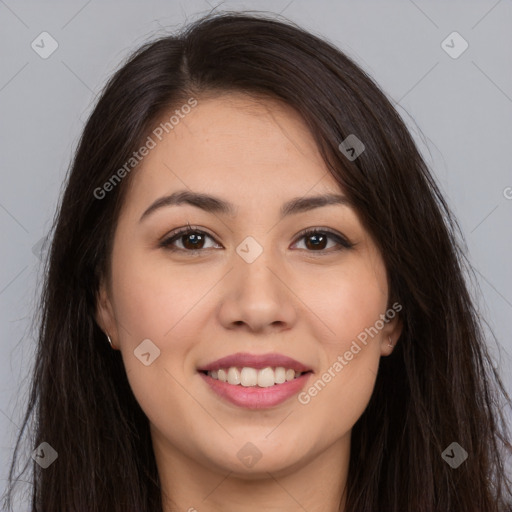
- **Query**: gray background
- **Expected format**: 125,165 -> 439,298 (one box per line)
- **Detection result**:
1,0 -> 511,508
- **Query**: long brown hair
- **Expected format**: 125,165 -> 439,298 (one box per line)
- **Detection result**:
3,11 -> 512,511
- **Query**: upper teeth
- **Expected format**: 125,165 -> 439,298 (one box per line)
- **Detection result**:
207,367 -> 302,387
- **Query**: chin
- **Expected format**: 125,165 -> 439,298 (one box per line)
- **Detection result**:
201,439 -> 311,478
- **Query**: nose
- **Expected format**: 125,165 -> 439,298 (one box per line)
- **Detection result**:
217,244 -> 298,334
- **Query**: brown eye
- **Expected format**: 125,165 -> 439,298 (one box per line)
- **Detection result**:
180,232 -> 206,250
293,228 -> 353,252
304,232 -> 329,250
160,228 -> 220,252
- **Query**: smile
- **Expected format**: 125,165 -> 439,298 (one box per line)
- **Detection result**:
203,366 -> 307,387
198,369 -> 313,409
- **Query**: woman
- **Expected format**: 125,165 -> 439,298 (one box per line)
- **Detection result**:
3,11 -> 511,512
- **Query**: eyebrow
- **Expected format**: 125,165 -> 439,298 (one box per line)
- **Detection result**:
139,189 -> 350,222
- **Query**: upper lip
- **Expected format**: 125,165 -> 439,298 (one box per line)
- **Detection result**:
197,352 -> 312,372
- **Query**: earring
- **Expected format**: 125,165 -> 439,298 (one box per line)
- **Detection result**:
106,333 -> 113,348
387,336 -> 393,348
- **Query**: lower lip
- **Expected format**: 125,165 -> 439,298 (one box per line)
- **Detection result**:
199,372 -> 312,409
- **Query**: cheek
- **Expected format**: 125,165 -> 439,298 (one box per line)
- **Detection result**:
308,257 -> 388,347
109,252 -> 212,407
294,259 -> 387,430
298,357 -> 378,445
110,249 -> 212,344
110,252 -> 207,438
297,296 -> 383,446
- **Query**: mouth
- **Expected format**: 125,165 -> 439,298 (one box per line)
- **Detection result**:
197,353 -> 313,409
198,369 -> 313,409
198,367 -> 312,387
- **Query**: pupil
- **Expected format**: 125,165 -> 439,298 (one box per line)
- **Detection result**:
184,233 -> 203,249
306,234 -> 326,250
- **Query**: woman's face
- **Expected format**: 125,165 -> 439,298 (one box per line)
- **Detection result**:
97,93 -> 401,480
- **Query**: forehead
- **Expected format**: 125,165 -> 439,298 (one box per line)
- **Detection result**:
123,93 -> 343,213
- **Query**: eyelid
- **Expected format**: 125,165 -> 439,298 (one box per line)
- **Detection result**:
159,224 -> 213,242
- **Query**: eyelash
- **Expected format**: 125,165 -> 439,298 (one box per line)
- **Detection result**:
159,225 -> 354,255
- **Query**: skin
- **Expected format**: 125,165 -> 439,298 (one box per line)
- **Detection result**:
96,92 -> 402,512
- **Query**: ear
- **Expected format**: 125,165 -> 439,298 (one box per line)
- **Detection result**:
379,303 -> 403,357
95,279 -> 119,349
